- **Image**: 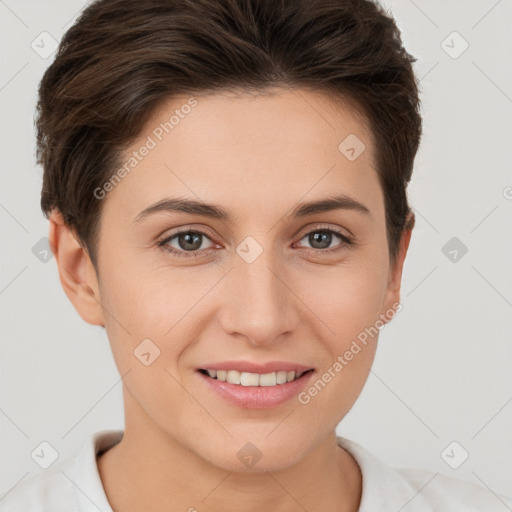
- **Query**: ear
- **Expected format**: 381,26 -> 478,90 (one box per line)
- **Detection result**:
48,210 -> 104,326
381,212 -> 415,321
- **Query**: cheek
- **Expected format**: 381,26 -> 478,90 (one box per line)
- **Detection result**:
292,256 -> 388,400
297,255 -> 389,339
98,261 -> 211,393
99,256 -> 197,336
97,268 -> 195,421
295,272 -> 384,417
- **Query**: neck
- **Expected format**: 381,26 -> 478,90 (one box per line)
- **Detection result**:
97,401 -> 361,512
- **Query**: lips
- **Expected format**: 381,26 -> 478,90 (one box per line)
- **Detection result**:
196,360 -> 314,374
197,366 -> 315,408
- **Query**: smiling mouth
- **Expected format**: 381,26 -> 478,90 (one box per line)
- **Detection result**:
198,368 -> 314,387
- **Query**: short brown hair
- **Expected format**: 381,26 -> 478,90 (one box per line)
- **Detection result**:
36,0 -> 421,271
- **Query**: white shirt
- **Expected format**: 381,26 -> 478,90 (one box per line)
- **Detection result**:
0,429 -> 510,511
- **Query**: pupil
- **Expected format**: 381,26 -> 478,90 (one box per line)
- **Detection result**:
179,232 -> 202,251
310,231 -> 331,249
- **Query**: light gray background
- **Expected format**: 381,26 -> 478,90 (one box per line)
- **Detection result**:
1,0 -> 511,501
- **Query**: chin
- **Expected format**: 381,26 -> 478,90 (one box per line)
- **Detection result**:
196,436 -> 308,474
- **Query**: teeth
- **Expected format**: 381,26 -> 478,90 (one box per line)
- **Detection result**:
259,372 -> 276,386
276,371 -> 287,384
203,369 -> 307,386
240,372 -> 259,386
227,370 -> 241,384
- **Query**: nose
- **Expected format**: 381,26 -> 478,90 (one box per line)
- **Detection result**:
217,240 -> 300,347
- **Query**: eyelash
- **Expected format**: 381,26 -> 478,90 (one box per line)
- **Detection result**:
156,225 -> 354,259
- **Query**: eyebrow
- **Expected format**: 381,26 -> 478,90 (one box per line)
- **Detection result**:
133,194 -> 372,223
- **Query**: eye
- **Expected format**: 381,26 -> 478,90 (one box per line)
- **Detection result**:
295,226 -> 354,253
157,229 -> 217,258
157,225 -> 354,259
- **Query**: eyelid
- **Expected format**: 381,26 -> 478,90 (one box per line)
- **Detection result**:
156,225 -> 219,256
157,223 -> 354,257
294,222 -> 353,243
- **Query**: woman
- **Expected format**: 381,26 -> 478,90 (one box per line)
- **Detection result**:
1,0 -> 510,510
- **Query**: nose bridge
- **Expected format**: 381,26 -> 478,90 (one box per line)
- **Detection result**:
220,235 -> 296,344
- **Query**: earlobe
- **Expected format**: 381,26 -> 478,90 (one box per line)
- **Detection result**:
48,210 -> 104,327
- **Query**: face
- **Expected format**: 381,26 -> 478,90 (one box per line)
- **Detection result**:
57,87 -> 409,472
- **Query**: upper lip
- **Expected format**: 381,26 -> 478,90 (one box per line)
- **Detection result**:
198,361 -> 314,374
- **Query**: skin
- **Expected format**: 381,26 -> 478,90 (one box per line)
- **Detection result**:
49,87 -> 413,512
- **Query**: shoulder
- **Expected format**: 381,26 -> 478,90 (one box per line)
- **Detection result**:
395,466 -> 512,511
0,456 -> 78,511
337,436 -> 512,511
0,429 -> 123,512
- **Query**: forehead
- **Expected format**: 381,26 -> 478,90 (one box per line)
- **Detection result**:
102,88 -> 381,224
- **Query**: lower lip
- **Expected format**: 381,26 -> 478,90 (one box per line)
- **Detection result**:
197,370 -> 315,409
